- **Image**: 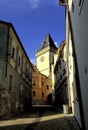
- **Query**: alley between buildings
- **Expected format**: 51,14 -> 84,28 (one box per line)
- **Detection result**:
0,105 -> 81,130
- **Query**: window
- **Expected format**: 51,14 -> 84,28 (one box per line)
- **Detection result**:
50,54 -> 54,64
32,80 -> 36,85
72,1 -> 74,13
79,0 -> 83,6
47,85 -> 49,89
29,70 -> 32,79
42,81 -> 44,86
79,0 -> 84,15
42,92 -> 44,97
18,56 -> 21,67
33,91 -> 36,97
23,62 -> 26,72
12,47 -> 15,60
9,74 -> 13,91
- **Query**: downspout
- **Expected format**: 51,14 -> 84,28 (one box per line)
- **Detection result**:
5,25 -> 10,77
68,11 -> 85,130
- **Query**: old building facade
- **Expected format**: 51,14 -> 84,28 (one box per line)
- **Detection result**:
54,41 -> 69,108
32,64 -> 52,105
0,21 -> 33,116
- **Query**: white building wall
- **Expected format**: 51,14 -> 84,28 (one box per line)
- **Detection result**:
68,0 -> 88,129
68,31 -> 81,126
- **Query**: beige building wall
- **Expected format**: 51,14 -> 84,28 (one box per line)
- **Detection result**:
36,46 -> 50,77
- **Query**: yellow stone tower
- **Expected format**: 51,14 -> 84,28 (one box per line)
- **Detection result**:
36,34 -> 57,102
36,34 -> 57,77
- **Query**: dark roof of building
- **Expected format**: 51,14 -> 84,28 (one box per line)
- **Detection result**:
0,20 -> 34,71
37,34 -> 57,51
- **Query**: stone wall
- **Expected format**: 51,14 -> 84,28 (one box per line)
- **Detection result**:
0,85 -> 17,117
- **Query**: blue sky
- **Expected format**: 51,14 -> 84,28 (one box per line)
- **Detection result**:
0,0 -> 65,64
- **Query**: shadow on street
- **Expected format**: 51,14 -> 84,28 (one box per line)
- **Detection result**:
0,105 -> 81,130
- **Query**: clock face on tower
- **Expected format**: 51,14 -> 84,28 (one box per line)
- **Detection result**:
40,56 -> 45,62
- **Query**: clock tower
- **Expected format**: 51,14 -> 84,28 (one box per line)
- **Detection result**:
36,34 -> 57,103
36,34 -> 57,79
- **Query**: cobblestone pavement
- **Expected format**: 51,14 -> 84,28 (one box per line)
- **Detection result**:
0,105 -> 81,130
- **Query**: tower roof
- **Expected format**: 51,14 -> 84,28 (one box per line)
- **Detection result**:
37,34 -> 57,51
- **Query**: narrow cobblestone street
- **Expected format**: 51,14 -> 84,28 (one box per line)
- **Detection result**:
0,105 -> 81,130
